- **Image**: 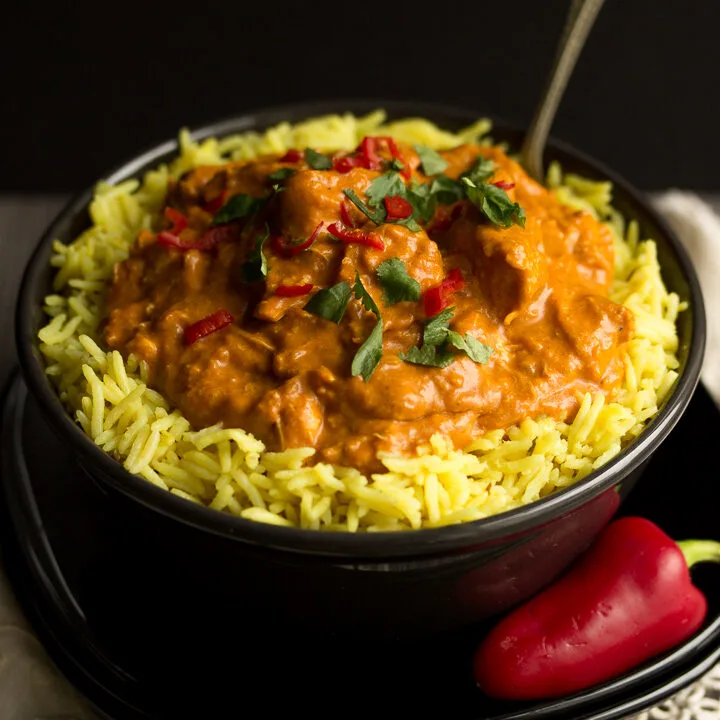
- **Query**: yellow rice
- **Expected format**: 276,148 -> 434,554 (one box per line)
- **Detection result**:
37,110 -> 684,532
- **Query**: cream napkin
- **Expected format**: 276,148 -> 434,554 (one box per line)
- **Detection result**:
654,191 -> 720,405
1,193 -> 719,720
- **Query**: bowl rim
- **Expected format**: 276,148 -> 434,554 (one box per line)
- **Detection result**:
15,99 -> 707,558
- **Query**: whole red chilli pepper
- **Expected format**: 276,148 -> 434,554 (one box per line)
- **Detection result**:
473,517 -> 720,700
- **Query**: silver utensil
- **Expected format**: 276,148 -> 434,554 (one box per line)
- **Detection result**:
521,0 -> 607,181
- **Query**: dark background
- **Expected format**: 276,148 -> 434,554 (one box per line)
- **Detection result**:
4,0 -> 719,192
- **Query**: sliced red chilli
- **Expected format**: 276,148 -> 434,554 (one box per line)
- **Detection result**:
423,268 -> 466,317
275,283 -> 314,297
385,137 -> 411,179
157,225 -> 235,252
280,149 -> 304,163
340,200 -> 355,227
271,221 -> 325,258
202,190 -> 228,214
184,310 -> 235,345
384,195 -> 413,221
327,222 -> 385,250
333,154 -> 366,174
164,207 -> 188,234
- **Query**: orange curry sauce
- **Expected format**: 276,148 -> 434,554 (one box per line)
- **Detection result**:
104,140 -> 633,473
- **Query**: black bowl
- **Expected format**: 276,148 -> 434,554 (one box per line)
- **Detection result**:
15,100 -> 706,640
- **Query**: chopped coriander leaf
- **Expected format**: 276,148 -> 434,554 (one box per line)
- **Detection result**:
390,158 -> 405,171
394,216 -> 422,232
376,258 -> 421,305
461,155 -> 496,186
430,175 -> 464,205
267,168 -> 296,182
351,271 -> 383,381
462,178 -> 526,229
365,173 -> 438,231
304,281 -> 352,323
353,271 -> 381,316
240,224 -> 269,282
365,172 -> 407,208
414,144 -> 449,175
446,330 -> 493,364
406,181 -> 437,222
400,301 -> 494,368
343,189 -> 385,225
399,344 -> 455,368
212,194 -> 266,226
399,307 -> 455,368
366,174 -> 424,231
351,318 -> 383,381
423,307 -> 455,346
305,147 -> 333,170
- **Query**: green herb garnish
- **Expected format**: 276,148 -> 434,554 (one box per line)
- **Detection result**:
240,224 -> 269,282
400,308 -> 455,368
446,330 -> 493,364
429,175 -> 464,205
363,172 -> 464,231
365,172 -> 407,208
414,144 -> 449,175
461,155 -> 496,186
305,147 -> 333,170
364,173 -> 425,231
353,271 -> 381,317
343,188 -> 385,225
304,281 -> 352,323
351,318 -> 383,381
400,307 -> 493,367
405,181 -> 438,223
390,158 -> 405,171
394,215 -> 422,232
366,172 -> 423,230
461,178 -> 526,229
376,258 -> 421,306
351,272 -> 383,381
212,194 -> 266,226
400,344 -> 455,368
423,307 -> 455,346
267,168 -> 296,182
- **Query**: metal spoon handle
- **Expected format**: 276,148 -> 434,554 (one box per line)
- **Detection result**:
521,0 -> 606,181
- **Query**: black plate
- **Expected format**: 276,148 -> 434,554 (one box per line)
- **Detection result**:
1,373 -> 720,720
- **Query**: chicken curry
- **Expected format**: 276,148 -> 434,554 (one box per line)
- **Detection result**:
104,137 -> 633,473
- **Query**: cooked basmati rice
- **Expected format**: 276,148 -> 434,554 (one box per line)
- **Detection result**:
37,111 -> 684,531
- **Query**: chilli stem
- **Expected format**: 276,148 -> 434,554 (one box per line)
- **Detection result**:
677,540 -> 720,569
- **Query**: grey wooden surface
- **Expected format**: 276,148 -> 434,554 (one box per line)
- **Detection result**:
1,194 -> 719,719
